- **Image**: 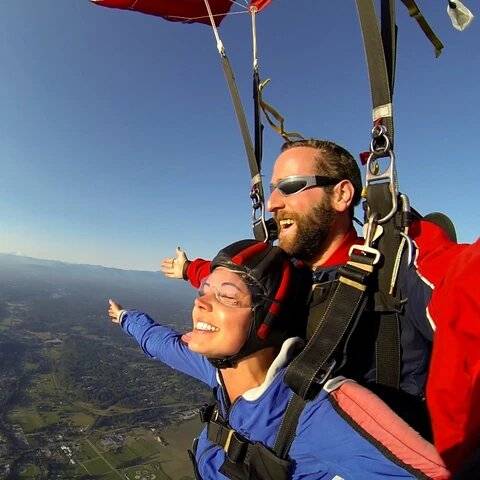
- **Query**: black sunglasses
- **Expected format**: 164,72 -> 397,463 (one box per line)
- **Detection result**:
269,175 -> 341,197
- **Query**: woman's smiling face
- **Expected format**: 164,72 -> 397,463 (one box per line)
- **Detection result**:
187,267 -> 253,358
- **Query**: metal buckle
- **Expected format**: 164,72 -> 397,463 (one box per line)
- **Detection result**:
314,359 -> 337,388
348,244 -> 381,265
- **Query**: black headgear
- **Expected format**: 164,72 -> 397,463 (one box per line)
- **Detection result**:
207,239 -> 310,368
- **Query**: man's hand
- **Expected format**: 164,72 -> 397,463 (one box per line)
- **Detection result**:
161,247 -> 189,279
108,299 -> 123,324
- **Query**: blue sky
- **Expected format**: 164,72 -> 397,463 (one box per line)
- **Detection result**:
0,1 -> 478,270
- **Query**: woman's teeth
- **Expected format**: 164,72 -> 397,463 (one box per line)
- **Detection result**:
195,321 -> 219,332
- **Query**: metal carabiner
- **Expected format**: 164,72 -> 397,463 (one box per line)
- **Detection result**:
370,124 -> 391,156
365,148 -> 398,224
251,188 -> 269,242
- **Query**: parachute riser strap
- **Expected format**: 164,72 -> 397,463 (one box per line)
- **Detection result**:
219,54 -> 263,198
204,0 -> 271,242
355,0 -> 396,147
284,253 -> 378,401
220,43 -> 270,241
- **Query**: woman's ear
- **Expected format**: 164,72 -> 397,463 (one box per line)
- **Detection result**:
331,180 -> 354,213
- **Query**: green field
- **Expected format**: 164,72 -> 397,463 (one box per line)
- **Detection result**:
71,412 -> 95,428
18,464 -> 41,479
8,408 -> 60,433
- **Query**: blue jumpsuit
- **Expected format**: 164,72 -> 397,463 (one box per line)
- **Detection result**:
120,310 -> 448,480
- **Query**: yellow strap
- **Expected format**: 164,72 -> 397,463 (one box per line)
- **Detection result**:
339,276 -> 367,292
224,429 -> 235,452
347,260 -> 374,273
258,79 -> 305,142
401,0 -> 444,57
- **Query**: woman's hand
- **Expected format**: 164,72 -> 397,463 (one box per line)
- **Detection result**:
161,246 -> 189,279
108,299 -> 123,324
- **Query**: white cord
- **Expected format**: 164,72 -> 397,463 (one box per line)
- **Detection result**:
203,0 -> 225,54
251,6 -> 259,70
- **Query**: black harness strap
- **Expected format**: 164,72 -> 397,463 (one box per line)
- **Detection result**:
272,254 -> 378,460
198,403 -> 291,480
273,392 -> 306,460
285,255 -> 376,400
207,420 -> 249,463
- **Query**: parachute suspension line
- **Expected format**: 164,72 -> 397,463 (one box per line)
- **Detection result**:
230,0 -> 249,9
168,10 -> 248,24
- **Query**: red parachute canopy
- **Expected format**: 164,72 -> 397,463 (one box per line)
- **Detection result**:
91,0 -> 271,26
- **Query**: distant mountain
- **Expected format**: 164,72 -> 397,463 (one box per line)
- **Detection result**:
0,252 -> 196,329
0,249 -> 194,304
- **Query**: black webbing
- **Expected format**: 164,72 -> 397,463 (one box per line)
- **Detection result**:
207,421 -> 249,463
355,0 -> 395,145
284,260 -> 374,400
273,393 -> 306,460
366,184 -> 406,389
381,0 -> 397,94
253,69 -> 264,174
274,258 -> 375,460
375,312 -> 401,387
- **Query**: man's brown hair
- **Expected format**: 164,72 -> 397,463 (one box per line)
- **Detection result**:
281,139 -> 362,216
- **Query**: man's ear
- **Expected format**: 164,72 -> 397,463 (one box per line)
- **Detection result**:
331,180 -> 354,213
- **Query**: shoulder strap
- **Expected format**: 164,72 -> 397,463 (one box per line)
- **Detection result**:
285,253 -> 377,400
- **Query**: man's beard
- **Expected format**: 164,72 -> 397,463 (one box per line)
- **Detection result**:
276,198 -> 335,263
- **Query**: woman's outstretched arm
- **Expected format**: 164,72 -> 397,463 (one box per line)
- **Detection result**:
108,300 -> 217,388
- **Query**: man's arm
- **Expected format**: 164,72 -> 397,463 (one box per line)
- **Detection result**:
160,247 -> 211,288
425,238 -> 480,473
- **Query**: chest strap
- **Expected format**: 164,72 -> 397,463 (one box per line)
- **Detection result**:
199,403 -> 291,480
200,404 -> 250,464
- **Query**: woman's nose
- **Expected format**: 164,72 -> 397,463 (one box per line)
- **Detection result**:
194,294 -> 213,310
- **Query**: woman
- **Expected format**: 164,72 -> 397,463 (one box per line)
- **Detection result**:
108,240 -> 448,480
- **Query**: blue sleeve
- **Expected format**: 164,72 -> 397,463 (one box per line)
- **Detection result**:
121,310 -> 217,388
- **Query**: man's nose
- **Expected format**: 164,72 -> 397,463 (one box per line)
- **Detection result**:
267,187 -> 285,213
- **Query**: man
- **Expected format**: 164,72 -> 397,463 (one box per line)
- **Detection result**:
161,139 -> 479,474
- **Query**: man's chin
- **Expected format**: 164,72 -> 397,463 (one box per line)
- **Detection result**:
277,228 -> 298,254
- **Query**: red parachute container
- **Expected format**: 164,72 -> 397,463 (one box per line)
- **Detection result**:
91,0 -> 271,26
